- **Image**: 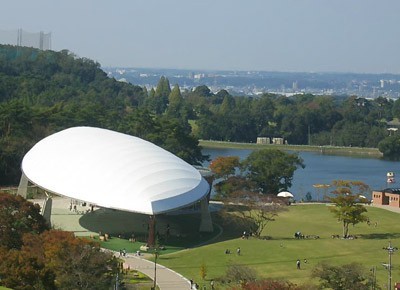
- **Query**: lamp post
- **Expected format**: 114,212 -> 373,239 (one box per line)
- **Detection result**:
114,272 -> 119,290
383,241 -> 398,290
153,249 -> 159,290
370,266 -> 376,290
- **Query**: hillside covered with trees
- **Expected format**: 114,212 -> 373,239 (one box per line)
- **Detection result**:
1,44 -> 400,185
0,45 -> 206,185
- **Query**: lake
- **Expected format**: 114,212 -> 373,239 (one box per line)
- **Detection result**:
202,148 -> 400,201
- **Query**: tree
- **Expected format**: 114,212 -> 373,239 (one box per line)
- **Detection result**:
391,99 -> 400,119
241,149 -> 305,194
166,84 -> 184,119
191,85 -> 212,98
0,192 -> 49,249
222,190 -> 287,237
225,264 -> 257,285
378,134 -> 400,160
209,156 -> 240,179
199,262 -> 207,280
214,175 -> 254,200
152,76 -> 171,114
149,116 -> 208,165
328,180 -> 369,237
40,230 -> 117,290
0,235 -> 56,290
312,262 -> 375,290
239,279 -> 307,290
0,230 -> 117,290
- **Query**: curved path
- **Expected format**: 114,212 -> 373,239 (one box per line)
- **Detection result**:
39,196 -> 192,290
121,253 -> 190,290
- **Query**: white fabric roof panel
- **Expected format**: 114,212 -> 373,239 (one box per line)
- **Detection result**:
21,127 -> 209,214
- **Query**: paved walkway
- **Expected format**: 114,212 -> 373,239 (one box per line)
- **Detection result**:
121,253 -> 191,290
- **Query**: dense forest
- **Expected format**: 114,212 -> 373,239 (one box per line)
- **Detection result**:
1,44 -> 399,185
0,45 -> 206,185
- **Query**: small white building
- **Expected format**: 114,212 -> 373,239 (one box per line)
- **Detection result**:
256,137 -> 270,144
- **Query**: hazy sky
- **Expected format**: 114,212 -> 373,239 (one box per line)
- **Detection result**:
1,0 -> 400,74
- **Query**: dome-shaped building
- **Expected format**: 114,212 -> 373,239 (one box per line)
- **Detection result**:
18,127 -> 213,240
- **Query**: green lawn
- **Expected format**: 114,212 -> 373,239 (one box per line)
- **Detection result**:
157,204 -> 400,289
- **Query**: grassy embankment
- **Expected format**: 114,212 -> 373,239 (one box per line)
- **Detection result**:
157,204 -> 400,289
199,140 -> 383,157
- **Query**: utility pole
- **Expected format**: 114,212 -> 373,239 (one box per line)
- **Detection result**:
383,241 -> 398,290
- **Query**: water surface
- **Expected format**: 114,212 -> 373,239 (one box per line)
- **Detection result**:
202,148 -> 399,200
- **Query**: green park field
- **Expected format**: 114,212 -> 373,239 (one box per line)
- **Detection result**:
49,197 -> 400,288
156,204 -> 400,289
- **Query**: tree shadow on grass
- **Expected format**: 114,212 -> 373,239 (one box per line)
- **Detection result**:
79,208 -> 220,250
211,211 -> 257,241
78,206 -> 262,252
359,233 -> 400,239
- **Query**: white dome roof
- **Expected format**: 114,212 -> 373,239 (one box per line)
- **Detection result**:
22,127 -> 209,214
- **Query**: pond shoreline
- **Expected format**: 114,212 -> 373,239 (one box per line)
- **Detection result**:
199,140 -> 383,158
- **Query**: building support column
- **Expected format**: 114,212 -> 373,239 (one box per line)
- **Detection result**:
17,173 -> 29,198
147,215 -> 156,248
41,192 -> 52,227
199,196 -> 213,232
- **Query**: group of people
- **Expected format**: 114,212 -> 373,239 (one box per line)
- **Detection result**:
224,247 -> 241,255
242,231 -> 252,239
296,258 -> 308,269
189,279 -> 199,289
119,248 -> 127,257
68,201 -> 94,214
294,231 -> 305,239
366,218 -> 378,227
190,279 -> 214,290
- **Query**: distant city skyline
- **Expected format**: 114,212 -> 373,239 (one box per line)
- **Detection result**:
1,0 -> 400,74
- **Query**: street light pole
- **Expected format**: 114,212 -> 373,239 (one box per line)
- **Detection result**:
370,266 -> 376,290
153,249 -> 158,290
383,241 -> 398,290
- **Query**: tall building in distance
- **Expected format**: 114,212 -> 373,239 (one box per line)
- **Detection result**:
292,81 -> 298,91
0,28 -> 51,50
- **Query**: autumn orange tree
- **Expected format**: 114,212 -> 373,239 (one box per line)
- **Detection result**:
40,230 -> 117,290
0,192 -> 118,290
0,191 -> 49,249
328,180 -> 369,237
0,234 -> 56,289
209,156 -> 240,179
210,156 -> 243,199
0,230 -> 118,290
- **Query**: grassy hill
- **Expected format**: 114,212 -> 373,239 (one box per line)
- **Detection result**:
157,204 -> 400,289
